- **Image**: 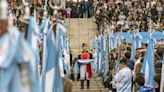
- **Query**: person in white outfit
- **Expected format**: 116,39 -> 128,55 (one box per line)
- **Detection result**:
112,58 -> 132,92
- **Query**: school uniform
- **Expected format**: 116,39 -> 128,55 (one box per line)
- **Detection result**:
114,67 -> 132,92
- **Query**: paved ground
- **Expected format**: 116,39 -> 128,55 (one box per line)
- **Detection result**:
72,75 -> 111,92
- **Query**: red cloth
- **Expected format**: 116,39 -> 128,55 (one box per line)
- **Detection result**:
86,63 -> 92,79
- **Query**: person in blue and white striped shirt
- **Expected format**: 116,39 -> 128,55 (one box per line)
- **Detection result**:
112,58 -> 132,92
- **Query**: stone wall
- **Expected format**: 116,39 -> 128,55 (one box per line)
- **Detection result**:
66,18 -> 97,57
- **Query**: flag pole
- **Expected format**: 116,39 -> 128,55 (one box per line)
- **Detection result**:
43,6 -> 48,20
160,51 -> 164,92
42,0 -> 48,20
148,18 -> 153,37
22,0 -> 30,39
0,0 -> 8,37
33,0 -> 36,19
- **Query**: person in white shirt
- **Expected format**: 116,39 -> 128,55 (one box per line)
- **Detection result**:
119,12 -> 126,20
113,58 -> 132,92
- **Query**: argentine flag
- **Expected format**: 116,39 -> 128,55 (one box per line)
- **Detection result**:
130,32 -> 142,60
77,59 -> 94,64
41,19 -> 57,92
0,27 -> 37,92
141,37 -> 156,87
92,37 -> 98,49
108,31 -> 115,51
160,51 -> 164,92
27,16 -> 40,90
63,49 -> 71,75
16,33 -> 38,92
60,29 -> 71,76
53,20 -> 69,92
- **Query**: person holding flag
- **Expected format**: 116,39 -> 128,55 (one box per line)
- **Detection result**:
77,43 -> 94,89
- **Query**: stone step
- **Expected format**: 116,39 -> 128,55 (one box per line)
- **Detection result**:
72,89 -> 109,92
73,83 -> 98,86
72,81 -> 102,83
97,83 -> 105,86
73,82 -> 103,85
73,87 -> 100,90
73,85 -> 104,89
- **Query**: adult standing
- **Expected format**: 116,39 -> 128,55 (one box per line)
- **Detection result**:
82,0 -> 89,18
112,58 -> 132,92
78,43 -> 93,89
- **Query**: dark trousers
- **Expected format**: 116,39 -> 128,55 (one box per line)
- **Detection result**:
81,80 -> 90,89
77,73 -> 80,81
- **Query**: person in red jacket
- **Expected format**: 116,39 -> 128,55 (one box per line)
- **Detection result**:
78,43 -> 93,89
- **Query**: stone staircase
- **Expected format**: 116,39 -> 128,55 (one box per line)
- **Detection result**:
72,75 -> 110,92
66,18 -> 110,92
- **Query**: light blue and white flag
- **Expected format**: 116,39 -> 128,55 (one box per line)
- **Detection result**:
73,62 -> 80,73
108,31 -> 115,50
27,16 -> 40,91
63,49 -> 71,75
92,37 -> 98,49
41,19 -> 57,92
66,37 -> 69,53
114,33 -> 123,49
0,28 -> 37,92
99,36 -> 103,72
0,33 -> 23,92
77,59 -> 94,64
57,20 -> 71,76
141,37 -> 156,87
160,51 -> 164,92
130,32 -> 142,60
53,20 -> 68,92
16,35 -> 38,92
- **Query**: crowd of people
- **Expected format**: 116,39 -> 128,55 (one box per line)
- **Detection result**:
86,0 -> 164,92
7,0 -> 95,30
103,41 -> 164,92
94,0 -> 164,32
65,0 -> 94,18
